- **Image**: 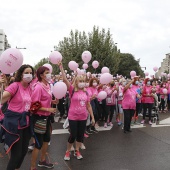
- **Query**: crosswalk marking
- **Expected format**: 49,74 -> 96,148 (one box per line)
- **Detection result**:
52,116 -> 170,135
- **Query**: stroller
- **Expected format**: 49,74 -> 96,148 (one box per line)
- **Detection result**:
145,94 -> 159,123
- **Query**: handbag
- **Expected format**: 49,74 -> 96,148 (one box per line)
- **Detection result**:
34,119 -> 47,134
29,101 -> 42,114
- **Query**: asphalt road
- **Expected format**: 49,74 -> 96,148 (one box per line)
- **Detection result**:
1,113 -> 170,170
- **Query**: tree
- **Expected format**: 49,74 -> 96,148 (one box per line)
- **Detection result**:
116,53 -> 144,78
34,26 -> 143,77
57,26 -> 120,74
34,58 -> 59,74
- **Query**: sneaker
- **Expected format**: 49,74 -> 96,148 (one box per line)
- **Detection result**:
91,126 -> 99,133
138,113 -> 143,117
48,141 -> 51,146
85,129 -> 93,135
28,143 -> 35,151
74,150 -> 83,160
134,121 -> 140,125
149,121 -> 152,125
116,118 -> 120,123
141,120 -> 145,124
104,123 -> 107,128
64,151 -> 71,161
109,122 -> 113,127
80,143 -> 86,150
118,122 -> 122,126
38,160 -> 54,168
84,133 -> 89,138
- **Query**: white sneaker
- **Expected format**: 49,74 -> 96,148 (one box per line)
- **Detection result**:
80,143 -> 86,150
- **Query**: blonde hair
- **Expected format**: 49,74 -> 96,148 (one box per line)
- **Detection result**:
72,75 -> 86,92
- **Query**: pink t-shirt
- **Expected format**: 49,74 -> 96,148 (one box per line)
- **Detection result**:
31,82 -> 52,116
5,82 -> 32,113
105,86 -> 117,105
5,82 -> 32,128
118,85 -> 124,104
68,85 -> 90,120
142,86 -> 154,103
122,88 -> 138,110
89,87 -> 98,98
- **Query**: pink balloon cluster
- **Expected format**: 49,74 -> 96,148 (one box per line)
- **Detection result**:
49,51 -> 62,64
53,82 -> 67,99
0,48 -> 23,74
92,60 -> 99,69
82,51 -> 92,64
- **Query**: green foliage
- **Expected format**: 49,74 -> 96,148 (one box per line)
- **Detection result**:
34,26 -> 143,77
34,58 -> 59,74
116,53 -> 144,78
57,26 -> 120,74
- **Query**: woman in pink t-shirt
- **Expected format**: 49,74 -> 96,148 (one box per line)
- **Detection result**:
122,79 -> 139,133
159,82 -> 167,113
141,78 -> 154,125
59,63 -> 95,161
1,64 -> 34,170
105,81 -> 117,127
30,66 -> 57,170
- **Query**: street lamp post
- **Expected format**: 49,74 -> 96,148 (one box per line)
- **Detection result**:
16,46 -> 26,49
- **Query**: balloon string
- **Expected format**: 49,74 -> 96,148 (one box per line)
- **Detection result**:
0,83 -> 4,106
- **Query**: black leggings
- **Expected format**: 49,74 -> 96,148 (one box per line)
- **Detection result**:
7,127 -> 31,170
105,105 -> 116,123
123,109 -> 135,131
159,98 -> 165,111
143,103 -> 153,121
68,120 -> 86,143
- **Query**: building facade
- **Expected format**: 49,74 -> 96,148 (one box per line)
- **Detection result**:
0,29 -> 11,56
155,53 -> 170,78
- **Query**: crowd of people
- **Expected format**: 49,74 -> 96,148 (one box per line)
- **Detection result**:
0,63 -> 169,170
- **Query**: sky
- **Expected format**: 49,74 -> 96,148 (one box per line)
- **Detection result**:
0,0 -> 170,76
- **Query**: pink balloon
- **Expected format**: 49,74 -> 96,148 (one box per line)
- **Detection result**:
92,60 -> 99,69
87,72 -> 91,77
49,51 -> 62,64
168,74 -> 170,78
163,88 -> 167,94
164,73 -> 167,77
145,72 -> 149,76
100,73 -> 112,84
68,61 -> 78,71
130,71 -> 136,77
81,51 -> 92,64
77,68 -> 82,75
43,63 -> 53,73
153,66 -> 158,72
97,91 -> 107,100
82,63 -> 88,69
52,82 -> 67,99
161,72 -> 164,77
101,67 -> 110,74
0,48 -> 23,74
